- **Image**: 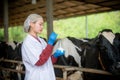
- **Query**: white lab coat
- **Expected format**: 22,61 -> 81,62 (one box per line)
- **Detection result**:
21,34 -> 56,80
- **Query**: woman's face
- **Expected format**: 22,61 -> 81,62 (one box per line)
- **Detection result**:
30,18 -> 44,34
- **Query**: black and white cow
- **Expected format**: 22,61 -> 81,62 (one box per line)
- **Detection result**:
53,29 -> 120,80
80,29 -> 120,80
52,37 -> 87,80
0,41 -> 24,80
97,29 -> 120,75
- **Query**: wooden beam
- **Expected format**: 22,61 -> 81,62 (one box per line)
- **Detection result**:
3,0 -> 9,42
9,1 -> 45,15
46,0 -> 53,39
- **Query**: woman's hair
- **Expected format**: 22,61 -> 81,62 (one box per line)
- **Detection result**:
23,14 -> 43,33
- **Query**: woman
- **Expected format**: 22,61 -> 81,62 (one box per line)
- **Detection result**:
21,13 -> 64,80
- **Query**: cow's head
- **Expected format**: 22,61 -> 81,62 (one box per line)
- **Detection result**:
97,29 -> 120,75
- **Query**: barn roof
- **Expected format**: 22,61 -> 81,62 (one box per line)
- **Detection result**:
0,0 -> 120,27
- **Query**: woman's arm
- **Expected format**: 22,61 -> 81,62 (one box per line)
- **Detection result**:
51,55 -> 58,64
35,44 -> 53,66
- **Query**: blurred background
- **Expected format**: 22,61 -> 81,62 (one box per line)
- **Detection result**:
0,11 -> 120,42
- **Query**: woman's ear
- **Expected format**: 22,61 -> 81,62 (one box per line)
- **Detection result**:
29,22 -> 35,32
30,22 -> 35,28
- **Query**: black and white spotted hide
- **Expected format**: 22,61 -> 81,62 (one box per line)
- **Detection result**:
0,41 -> 24,80
53,37 -> 83,80
98,29 -> 120,75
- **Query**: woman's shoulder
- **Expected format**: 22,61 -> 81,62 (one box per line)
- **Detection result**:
23,35 -> 32,44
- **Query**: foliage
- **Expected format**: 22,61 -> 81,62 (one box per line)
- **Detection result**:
54,11 -> 120,39
0,11 -> 120,42
8,26 -> 27,42
0,29 -> 4,41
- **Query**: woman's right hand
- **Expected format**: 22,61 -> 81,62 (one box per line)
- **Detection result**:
48,32 -> 58,45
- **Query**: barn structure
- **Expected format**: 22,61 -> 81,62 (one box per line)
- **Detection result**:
0,0 -> 120,42
0,0 -> 120,80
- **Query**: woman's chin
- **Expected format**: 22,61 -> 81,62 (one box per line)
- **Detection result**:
38,31 -> 42,34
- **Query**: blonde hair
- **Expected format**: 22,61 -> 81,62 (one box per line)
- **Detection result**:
23,14 -> 43,32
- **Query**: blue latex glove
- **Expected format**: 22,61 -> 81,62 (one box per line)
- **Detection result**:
48,32 -> 58,45
53,48 -> 65,58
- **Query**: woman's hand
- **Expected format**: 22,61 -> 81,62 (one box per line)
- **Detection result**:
48,32 -> 58,45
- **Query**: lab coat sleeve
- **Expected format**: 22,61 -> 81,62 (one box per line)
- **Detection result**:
22,41 -> 44,66
51,55 -> 58,64
35,44 -> 53,66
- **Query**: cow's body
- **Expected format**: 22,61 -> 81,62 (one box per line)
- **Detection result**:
97,30 -> 120,75
81,29 -> 120,80
0,41 -> 24,80
53,29 -> 120,80
53,37 -> 84,80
